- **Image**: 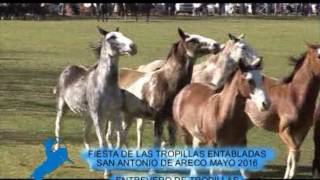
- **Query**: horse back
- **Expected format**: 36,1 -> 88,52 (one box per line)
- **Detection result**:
173,83 -> 217,137
119,68 -> 145,89
56,65 -> 88,96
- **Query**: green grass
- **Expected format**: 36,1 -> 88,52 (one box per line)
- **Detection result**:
0,17 -> 319,178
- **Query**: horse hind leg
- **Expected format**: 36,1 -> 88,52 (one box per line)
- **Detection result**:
136,118 -> 144,149
280,127 -> 301,179
105,120 -> 113,148
55,97 -> 66,150
83,116 -> 93,150
167,119 -> 177,147
190,137 -> 201,176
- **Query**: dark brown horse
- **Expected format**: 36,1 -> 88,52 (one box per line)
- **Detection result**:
313,101 -> 320,178
244,44 -> 320,179
172,59 -> 268,177
117,3 -> 154,22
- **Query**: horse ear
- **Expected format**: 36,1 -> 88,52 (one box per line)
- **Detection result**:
115,27 -> 120,32
305,42 -> 317,50
178,27 -> 188,40
97,26 -> 109,36
238,33 -> 246,39
228,33 -> 239,42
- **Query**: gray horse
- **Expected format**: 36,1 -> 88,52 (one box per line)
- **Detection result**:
53,26 -> 137,177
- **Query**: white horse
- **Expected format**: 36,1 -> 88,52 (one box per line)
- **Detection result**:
53,26 -> 137,178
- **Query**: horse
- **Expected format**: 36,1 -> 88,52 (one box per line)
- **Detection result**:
120,28 -> 220,148
53,26 -> 137,178
172,57 -> 268,177
96,3 -> 113,22
117,3 -> 154,22
312,101 -> 320,178
192,42 -> 320,178
241,44 -> 320,179
122,33 -> 264,148
136,59 -> 165,73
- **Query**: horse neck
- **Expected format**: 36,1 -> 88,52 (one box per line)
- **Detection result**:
163,42 -> 195,84
218,71 -> 246,118
289,55 -> 320,109
96,44 -> 119,87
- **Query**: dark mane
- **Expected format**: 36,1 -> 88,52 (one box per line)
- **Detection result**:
282,52 -> 307,84
90,38 -> 103,60
166,41 -> 180,60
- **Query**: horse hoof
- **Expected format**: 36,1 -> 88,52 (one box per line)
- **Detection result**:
148,168 -> 156,175
104,171 -> 112,179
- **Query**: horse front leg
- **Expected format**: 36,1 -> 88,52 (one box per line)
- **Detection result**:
136,118 -> 144,149
83,115 -> 93,150
313,118 -> 320,178
54,97 -> 66,150
120,113 -> 134,148
113,112 -> 124,148
91,112 -> 106,148
153,118 -> 164,148
280,127 -> 301,179
190,137 -> 201,176
105,120 -> 113,148
167,119 -> 177,147
239,137 -> 251,179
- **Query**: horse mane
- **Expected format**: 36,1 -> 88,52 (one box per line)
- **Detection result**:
282,52 -> 307,84
90,38 -> 103,60
166,41 -> 181,60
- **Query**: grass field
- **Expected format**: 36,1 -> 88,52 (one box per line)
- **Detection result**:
0,17 -> 319,179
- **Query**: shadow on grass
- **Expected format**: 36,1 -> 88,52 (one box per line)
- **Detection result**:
0,49 -> 60,55
0,57 -> 23,61
0,130 -> 84,145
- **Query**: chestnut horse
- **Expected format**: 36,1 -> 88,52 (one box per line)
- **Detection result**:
244,44 -> 320,179
172,58 -> 269,177
313,101 -> 320,178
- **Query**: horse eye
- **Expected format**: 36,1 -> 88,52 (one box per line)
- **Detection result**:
248,79 -> 255,86
189,38 -> 199,44
109,35 -> 116,40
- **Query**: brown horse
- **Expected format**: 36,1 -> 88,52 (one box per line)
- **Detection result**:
313,101 -> 320,178
172,58 -> 269,177
123,28 -> 221,147
244,44 -> 320,179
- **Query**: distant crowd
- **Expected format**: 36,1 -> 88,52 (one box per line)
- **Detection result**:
1,3 -> 319,21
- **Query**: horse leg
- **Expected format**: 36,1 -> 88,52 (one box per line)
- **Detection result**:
239,138 -> 251,179
113,112 -> 123,148
105,120 -> 113,148
279,127 -> 300,179
93,116 -> 111,179
91,112 -> 106,148
54,97 -> 66,150
136,118 -> 144,149
313,120 -> 320,178
83,116 -> 93,150
180,127 -> 193,147
153,118 -> 164,148
190,137 -> 201,176
167,119 -> 177,147
121,113 -> 133,148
